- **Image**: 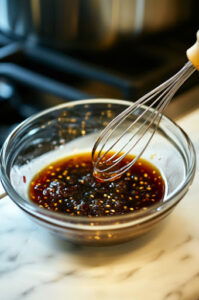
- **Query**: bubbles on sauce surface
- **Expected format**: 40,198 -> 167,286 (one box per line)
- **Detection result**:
29,152 -> 165,217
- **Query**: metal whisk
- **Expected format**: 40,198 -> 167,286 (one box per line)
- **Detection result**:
92,31 -> 199,181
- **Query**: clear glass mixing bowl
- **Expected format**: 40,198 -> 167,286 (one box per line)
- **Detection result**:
0,99 -> 196,245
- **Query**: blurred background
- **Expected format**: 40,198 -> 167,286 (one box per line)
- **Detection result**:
0,0 -> 198,146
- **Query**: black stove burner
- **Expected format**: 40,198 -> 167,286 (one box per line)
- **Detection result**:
0,24 -> 198,146
0,34 -> 134,146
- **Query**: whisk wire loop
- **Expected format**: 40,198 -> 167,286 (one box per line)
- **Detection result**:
92,61 -> 196,181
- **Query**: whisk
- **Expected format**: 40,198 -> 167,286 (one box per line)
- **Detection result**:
92,30 -> 199,181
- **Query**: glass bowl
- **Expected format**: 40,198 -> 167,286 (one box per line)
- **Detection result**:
0,99 -> 196,245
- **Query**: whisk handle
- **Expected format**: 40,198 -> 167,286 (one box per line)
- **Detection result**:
187,30 -> 199,70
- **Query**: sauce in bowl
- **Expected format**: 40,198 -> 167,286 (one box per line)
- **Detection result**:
29,152 -> 165,217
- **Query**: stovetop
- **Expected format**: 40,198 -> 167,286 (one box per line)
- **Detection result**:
0,24 -> 198,146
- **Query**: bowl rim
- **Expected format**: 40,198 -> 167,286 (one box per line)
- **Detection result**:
0,98 -> 196,229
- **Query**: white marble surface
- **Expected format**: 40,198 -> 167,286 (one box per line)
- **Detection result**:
0,106 -> 199,300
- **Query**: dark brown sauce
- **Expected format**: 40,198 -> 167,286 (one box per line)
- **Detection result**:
29,152 -> 165,217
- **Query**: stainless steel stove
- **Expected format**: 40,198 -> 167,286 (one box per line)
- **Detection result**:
0,24 -> 198,146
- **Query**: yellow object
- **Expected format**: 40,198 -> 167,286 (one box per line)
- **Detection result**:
187,30 -> 199,70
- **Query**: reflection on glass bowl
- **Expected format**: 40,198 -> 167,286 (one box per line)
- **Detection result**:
0,99 -> 196,245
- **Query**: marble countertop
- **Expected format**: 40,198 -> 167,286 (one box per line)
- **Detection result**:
0,94 -> 199,300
